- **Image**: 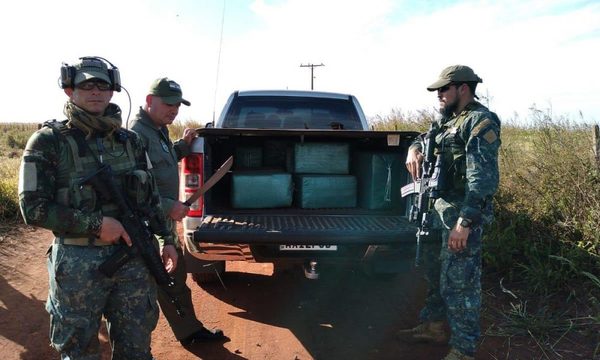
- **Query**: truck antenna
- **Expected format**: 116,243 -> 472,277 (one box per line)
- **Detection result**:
212,0 -> 227,123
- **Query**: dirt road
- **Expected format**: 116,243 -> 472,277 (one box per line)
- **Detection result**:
0,226 -> 546,359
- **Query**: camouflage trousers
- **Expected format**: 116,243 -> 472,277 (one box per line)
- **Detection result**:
418,226 -> 482,356
46,242 -> 159,360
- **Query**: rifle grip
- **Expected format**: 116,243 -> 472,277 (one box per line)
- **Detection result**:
99,247 -> 134,278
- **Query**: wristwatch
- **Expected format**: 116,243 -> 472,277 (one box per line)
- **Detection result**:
457,216 -> 472,228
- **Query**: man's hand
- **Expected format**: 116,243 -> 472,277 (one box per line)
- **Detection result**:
97,216 -> 132,246
405,147 -> 424,181
182,128 -> 196,145
169,201 -> 190,221
448,223 -> 470,252
161,244 -> 178,273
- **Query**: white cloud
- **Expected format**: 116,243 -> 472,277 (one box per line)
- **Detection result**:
1,0 -> 599,124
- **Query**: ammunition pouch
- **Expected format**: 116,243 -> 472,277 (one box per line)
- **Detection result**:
437,128 -> 467,194
449,154 -> 466,191
124,169 -> 153,209
55,183 -> 97,212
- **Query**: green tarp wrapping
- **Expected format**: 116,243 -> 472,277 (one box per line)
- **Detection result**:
231,171 -> 293,208
354,152 -> 405,209
234,146 -> 263,169
263,140 -> 288,168
294,174 -> 357,208
287,142 -> 350,174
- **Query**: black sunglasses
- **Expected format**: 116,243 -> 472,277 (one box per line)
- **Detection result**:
76,80 -> 111,91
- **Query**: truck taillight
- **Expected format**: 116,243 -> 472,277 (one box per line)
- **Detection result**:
182,153 -> 204,217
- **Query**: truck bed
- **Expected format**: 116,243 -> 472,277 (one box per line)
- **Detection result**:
190,127 -> 419,248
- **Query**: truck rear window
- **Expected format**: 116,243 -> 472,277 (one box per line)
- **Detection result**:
221,96 -> 362,130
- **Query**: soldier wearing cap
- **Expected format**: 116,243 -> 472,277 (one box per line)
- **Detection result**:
19,57 -> 177,359
397,65 -> 501,360
130,77 -> 225,346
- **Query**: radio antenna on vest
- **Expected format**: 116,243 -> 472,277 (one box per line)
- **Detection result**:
120,85 -> 132,129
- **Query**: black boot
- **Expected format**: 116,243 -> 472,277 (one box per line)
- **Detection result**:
180,327 -> 226,346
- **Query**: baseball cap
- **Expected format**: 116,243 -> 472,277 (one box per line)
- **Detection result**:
73,58 -> 112,86
149,77 -> 191,106
427,65 -> 482,91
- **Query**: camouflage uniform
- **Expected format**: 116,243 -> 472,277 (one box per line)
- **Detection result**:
412,100 -> 501,356
19,97 -> 174,358
130,107 -> 207,341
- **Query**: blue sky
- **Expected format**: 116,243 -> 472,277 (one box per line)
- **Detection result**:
1,0 -> 599,125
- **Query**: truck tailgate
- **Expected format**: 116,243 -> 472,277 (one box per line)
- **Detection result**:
193,214 -> 417,245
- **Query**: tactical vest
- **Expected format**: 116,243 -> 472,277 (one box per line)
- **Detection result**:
45,120 -> 147,227
434,110 -> 471,195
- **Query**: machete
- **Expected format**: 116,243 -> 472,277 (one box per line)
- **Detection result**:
183,156 -> 233,206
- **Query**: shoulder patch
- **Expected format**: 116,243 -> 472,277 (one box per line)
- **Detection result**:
19,161 -> 37,193
471,118 -> 493,137
483,129 -> 498,144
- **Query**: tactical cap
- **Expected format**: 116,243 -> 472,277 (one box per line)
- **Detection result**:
149,77 -> 191,106
74,58 -> 112,86
427,65 -> 482,91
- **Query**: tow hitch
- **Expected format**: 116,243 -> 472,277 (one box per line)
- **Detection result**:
303,260 -> 319,280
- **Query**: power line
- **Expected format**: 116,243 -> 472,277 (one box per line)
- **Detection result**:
300,63 -> 324,90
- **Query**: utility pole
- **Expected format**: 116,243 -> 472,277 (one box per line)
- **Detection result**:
300,63 -> 324,90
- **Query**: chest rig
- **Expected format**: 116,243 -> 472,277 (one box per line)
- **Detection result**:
45,120 -> 139,220
434,109 -> 471,196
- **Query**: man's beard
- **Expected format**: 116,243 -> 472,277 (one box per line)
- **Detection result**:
440,97 -> 458,117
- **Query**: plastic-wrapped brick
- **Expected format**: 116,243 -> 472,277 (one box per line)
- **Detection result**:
294,174 -> 357,208
354,152 -> 406,209
232,171 -> 292,208
287,143 -> 349,174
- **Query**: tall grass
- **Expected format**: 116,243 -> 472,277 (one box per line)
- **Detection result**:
369,108 -> 435,132
0,123 -> 37,220
0,157 -> 21,221
168,119 -> 206,140
492,113 -> 599,291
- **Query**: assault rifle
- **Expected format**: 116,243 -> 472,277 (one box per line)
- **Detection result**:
81,165 -> 183,316
400,122 -> 446,265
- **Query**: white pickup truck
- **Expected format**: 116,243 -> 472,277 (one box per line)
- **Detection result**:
180,90 -> 419,280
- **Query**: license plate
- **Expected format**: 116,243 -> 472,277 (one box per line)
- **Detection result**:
279,245 -> 337,251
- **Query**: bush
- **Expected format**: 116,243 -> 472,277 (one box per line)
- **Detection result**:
6,133 -> 28,149
369,108 -> 435,132
488,110 -> 600,296
0,157 -> 21,220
